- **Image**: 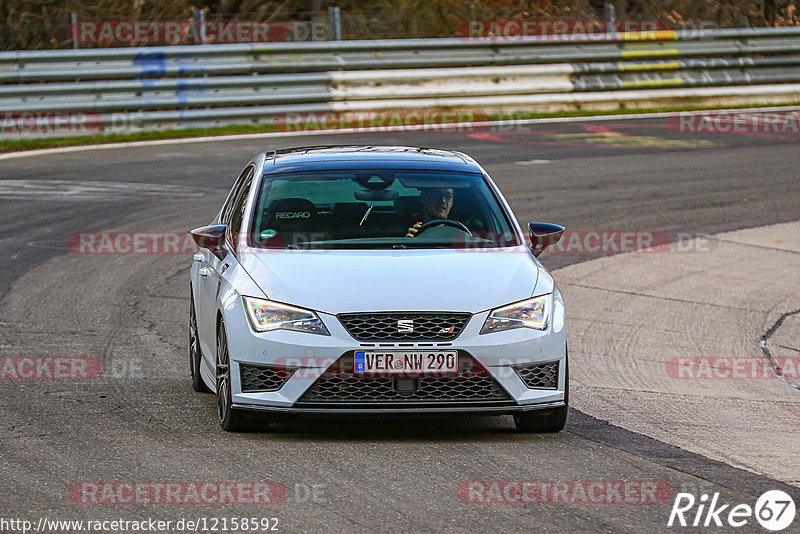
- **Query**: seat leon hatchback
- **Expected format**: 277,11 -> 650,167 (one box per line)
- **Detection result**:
189,146 -> 568,432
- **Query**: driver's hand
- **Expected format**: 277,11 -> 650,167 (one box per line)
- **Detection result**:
405,221 -> 422,238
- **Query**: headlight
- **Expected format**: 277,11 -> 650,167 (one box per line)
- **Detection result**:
480,294 -> 550,334
243,296 -> 330,335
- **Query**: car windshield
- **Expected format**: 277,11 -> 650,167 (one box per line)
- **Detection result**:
249,170 -> 518,249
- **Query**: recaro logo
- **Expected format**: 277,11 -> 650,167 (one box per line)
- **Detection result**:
275,212 -> 311,219
397,320 -> 414,333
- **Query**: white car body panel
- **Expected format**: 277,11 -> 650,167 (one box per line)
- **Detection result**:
190,147 -> 568,418
239,247 -> 541,314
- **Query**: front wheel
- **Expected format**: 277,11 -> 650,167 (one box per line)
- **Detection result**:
514,356 -> 569,433
216,320 -> 266,432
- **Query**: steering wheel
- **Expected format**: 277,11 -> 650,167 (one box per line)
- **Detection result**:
417,218 -> 472,236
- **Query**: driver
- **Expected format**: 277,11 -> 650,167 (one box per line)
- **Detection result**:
405,187 -> 454,238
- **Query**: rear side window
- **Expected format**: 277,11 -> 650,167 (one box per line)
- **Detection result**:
225,167 -> 254,253
222,165 -> 254,225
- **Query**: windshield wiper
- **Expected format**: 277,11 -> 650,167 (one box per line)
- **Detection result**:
392,241 -> 454,249
359,202 -> 374,226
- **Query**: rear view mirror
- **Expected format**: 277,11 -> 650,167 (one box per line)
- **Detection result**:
528,222 -> 565,257
354,190 -> 399,201
191,225 -> 227,259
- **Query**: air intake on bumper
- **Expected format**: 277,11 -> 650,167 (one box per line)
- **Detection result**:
240,364 -> 296,392
513,361 -> 559,389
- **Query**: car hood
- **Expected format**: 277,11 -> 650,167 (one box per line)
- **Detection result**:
241,247 -> 540,314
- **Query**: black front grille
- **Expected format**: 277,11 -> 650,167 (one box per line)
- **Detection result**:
513,361 -> 559,389
296,353 -> 511,406
338,312 -> 470,341
240,364 -> 296,392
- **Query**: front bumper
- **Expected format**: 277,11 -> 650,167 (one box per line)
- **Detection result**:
231,401 -> 566,416
222,296 -> 567,414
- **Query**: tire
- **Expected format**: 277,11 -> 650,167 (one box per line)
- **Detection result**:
189,292 -> 211,393
514,354 -> 569,433
216,320 -> 267,432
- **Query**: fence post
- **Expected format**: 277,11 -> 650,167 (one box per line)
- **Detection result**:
69,12 -> 79,49
328,6 -> 342,40
604,2 -> 616,32
193,8 -> 207,45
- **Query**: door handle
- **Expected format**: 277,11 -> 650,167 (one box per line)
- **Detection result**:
193,253 -> 203,263
198,267 -> 210,277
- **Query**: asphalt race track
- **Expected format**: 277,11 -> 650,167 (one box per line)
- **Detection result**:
1,117 -> 800,532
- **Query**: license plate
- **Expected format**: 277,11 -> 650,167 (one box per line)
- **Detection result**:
354,351 -> 458,374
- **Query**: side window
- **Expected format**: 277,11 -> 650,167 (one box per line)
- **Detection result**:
226,167 -> 254,254
221,165 -> 253,226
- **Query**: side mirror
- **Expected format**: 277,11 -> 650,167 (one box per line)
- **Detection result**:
191,225 -> 227,259
528,222 -> 565,257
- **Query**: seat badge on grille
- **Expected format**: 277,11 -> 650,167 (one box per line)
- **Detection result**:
397,319 -> 414,333
439,326 -> 455,334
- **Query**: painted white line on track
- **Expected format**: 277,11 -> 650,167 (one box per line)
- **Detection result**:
513,159 -> 551,165
0,179 -> 204,201
2,104 -> 800,161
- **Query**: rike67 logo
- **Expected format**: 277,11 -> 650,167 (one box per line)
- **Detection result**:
668,490 -> 796,531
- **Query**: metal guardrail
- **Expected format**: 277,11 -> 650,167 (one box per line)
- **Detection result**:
5,29 -> 800,82
2,27 -> 800,137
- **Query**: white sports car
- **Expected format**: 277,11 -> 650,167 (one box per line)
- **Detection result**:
189,146 -> 568,432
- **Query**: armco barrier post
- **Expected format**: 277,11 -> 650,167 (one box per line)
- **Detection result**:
193,9 -> 207,45
604,3 -> 616,30
329,7 -> 342,41
69,12 -> 78,49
